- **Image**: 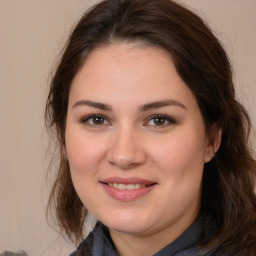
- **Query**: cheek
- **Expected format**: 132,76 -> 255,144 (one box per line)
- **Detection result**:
65,128 -> 106,177
150,128 -> 206,179
151,131 -> 205,214
65,131 -> 107,205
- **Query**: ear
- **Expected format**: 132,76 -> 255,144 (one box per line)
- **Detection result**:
204,124 -> 222,163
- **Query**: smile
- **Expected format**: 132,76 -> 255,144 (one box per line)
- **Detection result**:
101,177 -> 157,201
107,183 -> 148,190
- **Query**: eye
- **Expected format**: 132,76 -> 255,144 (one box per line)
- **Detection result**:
81,114 -> 110,127
145,115 -> 176,127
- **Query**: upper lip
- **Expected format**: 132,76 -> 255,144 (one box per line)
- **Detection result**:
101,177 -> 156,185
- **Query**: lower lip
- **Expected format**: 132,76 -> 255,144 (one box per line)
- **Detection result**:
102,183 -> 155,201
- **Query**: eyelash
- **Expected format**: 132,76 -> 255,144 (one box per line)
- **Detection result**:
80,114 -> 176,128
144,114 -> 176,127
80,114 -> 111,127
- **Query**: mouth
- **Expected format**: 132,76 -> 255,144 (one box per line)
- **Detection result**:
100,177 -> 157,201
103,183 -> 154,190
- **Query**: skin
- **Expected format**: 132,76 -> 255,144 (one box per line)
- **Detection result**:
65,42 -> 220,256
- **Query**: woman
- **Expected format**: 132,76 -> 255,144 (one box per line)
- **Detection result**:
45,0 -> 256,255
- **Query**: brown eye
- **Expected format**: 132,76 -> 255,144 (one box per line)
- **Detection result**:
153,117 -> 166,126
92,116 -> 105,125
145,115 -> 176,127
81,115 -> 110,126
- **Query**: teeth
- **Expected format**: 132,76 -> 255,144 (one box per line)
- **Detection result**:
118,184 -> 126,190
127,184 -> 135,190
109,183 -> 147,190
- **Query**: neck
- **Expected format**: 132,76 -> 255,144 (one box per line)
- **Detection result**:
109,213 -> 198,256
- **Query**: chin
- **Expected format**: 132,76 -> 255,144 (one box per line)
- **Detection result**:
109,223 -> 150,235
100,214 -> 154,235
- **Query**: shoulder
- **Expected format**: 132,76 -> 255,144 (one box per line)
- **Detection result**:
69,225 -> 96,256
69,222 -> 116,256
70,235 -> 94,256
175,248 -> 207,256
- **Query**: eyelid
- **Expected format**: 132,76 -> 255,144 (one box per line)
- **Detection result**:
79,113 -> 176,128
144,114 -> 176,127
80,114 -> 111,126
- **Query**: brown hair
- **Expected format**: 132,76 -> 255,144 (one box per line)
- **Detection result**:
45,0 -> 256,254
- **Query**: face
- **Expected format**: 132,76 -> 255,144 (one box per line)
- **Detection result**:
65,43 -> 214,241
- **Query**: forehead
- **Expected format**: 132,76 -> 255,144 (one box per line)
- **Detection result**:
69,42 -> 197,111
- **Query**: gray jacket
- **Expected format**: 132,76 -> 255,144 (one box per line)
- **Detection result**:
70,217 -> 208,256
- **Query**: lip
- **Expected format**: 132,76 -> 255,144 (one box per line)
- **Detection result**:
100,177 -> 157,201
101,176 -> 155,185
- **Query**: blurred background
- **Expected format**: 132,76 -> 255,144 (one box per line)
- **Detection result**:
0,0 -> 255,255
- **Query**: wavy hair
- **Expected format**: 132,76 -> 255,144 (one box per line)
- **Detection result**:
45,0 -> 256,254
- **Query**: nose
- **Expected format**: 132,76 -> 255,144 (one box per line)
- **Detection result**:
106,125 -> 146,169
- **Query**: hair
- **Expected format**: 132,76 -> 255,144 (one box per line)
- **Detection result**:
45,0 -> 256,254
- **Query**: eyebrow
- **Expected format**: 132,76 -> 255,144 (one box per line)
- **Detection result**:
72,99 -> 186,111
72,100 -> 112,111
138,99 -> 187,112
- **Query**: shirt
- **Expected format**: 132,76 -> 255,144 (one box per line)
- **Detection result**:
70,217 -> 206,256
